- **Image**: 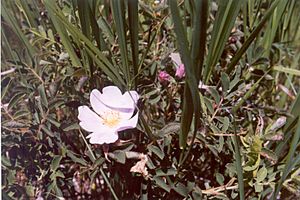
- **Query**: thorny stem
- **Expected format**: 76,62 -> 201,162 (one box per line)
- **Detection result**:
79,130 -> 119,200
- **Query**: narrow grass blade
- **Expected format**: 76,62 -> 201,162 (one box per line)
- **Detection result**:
79,130 -> 119,200
275,91 -> 300,156
16,0 -> 38,28
204,0 -> 244,83
44,0 -> 126,87
44,1 -> 82,67
226,0 -> 281,74
272,65 -> 300,76
262,0 -> 289,57
272,117 -> 300,199
128,0 -> 139,88
111,0 -> 130,86
1,2 -> 36,57
191,0 -> 208,80
231,115 -> 245,200
169,0 -> 201,149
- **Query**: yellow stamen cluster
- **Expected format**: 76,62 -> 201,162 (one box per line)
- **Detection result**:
101,111 -> 121,127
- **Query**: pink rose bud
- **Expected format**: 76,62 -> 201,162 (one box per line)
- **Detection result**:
175,64 -> 185,78
158,71 -> 171,83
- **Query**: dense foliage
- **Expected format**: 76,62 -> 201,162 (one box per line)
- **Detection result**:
1,0 -> 300,199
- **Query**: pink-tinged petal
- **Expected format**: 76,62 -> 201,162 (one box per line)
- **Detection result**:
102,86 -> 123,97
118,109 -> 134,120
99,86 -> 123,108
124,91 -> 139,104
175,64 -> 185,78
78,106 -> 104,132
170,53 -> 182,67
100,86 -> 134,110
158,71 -> 171,83
87,131 -> 118,144
116,111 -> 139,132
90,89 -> 109,115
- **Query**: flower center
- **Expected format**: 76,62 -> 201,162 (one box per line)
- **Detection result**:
101,111 -> 121,127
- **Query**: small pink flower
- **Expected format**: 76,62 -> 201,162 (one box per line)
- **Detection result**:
175,64 -> 185,78
170,53 -> 185,79
158,71 -> 171,83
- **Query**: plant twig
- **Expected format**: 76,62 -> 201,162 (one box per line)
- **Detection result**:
79,130 -> 119,200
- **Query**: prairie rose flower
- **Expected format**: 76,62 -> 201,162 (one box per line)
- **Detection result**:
78,86 -> 139,144
170,53 -> 185,78
158,71 -> 171,83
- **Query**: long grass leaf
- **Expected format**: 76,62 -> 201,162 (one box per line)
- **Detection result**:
44,0 -> 125,87
169,0 -> 201,149
226,0 -> 281,74
128,0 -> 139,88
1,2 -> 36,57
44,1 -> 82,67
111,0 -> 130,85
204,0 -> 244,83
191,0 -> 208,80
272,117 -> 300,199
275,91 -> 300,156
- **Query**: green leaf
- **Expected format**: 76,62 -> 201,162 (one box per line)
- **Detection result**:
155,168 -> 177,177
221,72 -> 230,95
226,0 -> 282,74
156,122 -> 181,138
222,117 -> 230,132
148,144 -> 165,160
256,167 -> 268,183
50,155 -> 62,172
1,2 -> 36,56
169,0 -> 201,149
8,93 -> 26,110
128,0 -> 139,87
38,85 -> 48,107
173,182 -> 188,197
111,0 -> 130,84
205,0 -> 244,82
273,65 -> 300,76
260,148 -> 278,164
1,77 -> 12,99
272,117 -> 300,199
67,151 -> 88,166
216,173 -> 225,185
153,176 -> 171,192
40,125 -> 54,137
109,150 -> 126,164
